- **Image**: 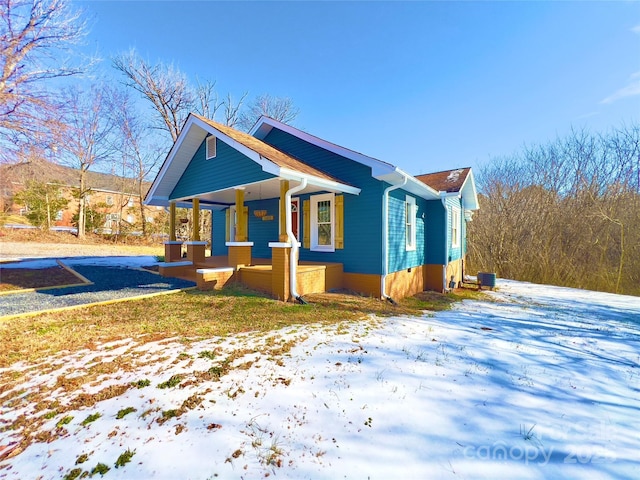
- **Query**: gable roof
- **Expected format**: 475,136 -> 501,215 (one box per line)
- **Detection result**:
194,115 -> 344,185
416,167 -> 479,210
251,116 -> 441,201
415,168 -> 470,193
145,114 -> 360,208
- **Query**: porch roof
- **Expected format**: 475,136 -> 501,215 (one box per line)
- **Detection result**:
145,114 -> 360,209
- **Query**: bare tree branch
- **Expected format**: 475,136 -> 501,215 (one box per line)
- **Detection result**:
0,0 -> 88,153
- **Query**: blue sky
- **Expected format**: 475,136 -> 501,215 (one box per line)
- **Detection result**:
77,0 -> 640,176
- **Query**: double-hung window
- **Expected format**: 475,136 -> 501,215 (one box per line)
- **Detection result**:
406,195 -> 416,251
451,207 -> 461,248
311,193 -> 334,252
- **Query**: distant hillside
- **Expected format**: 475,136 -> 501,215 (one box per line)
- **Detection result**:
0,160 -> 150,195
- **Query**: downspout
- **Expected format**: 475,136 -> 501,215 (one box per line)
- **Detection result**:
441,197 -> 449,292
381,174 -> 408,304
285,178 -> 308,304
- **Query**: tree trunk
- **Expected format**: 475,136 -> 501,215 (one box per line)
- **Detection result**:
77,169 -> 86,239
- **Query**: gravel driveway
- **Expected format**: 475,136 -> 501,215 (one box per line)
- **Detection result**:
0,242 -> 195,318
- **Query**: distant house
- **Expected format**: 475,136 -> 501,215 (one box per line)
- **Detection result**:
145,114 -> 479,301
0,160 -> 163,233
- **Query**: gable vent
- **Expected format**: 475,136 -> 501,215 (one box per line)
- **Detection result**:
206,136 -> 217,159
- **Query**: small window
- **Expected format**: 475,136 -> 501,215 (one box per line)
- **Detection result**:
106,195 -> 114,206
206,136 -> 217,159
451,207 -> 461,248
406,195 -> 416,251
127,198 -> 134,207
127,215 -> 134,223
55,210 -> 63,221
310,193 -> 334,252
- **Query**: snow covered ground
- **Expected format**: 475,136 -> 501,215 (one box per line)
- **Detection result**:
1,279 -> 638,479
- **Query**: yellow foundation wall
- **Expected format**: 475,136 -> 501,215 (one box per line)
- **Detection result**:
385,266 -> 426,299
297,266 -> 326,296
342,273 -> 382,298
423,264 -> 445,292
240,267 -> 273,296
445,258 -> 464,289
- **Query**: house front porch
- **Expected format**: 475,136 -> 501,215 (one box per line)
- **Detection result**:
158,253 -> 344,301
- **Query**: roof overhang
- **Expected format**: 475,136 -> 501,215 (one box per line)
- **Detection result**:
376,168 -> 441,201
251,116 -> 399,179
251,116 -> 444,201
145,115 -> 360,208
438,170 -> 479,210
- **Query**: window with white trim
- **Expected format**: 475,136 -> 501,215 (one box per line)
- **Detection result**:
405,195 -> 416,251
206,136 -> 217,159
451,206 -> 461,248
311,193 -> 334,252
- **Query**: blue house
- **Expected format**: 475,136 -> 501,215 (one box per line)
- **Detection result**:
145,114 -> 479,302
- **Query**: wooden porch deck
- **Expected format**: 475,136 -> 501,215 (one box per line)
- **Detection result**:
161,255 -> 344,298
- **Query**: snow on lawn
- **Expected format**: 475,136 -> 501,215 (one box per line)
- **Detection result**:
1,280 -> 639,479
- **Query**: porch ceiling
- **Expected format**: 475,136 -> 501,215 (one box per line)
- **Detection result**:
177,177 -> 353,209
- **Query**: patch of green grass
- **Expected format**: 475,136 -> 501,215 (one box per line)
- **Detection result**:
81,412 -> 101,426
91,463 -> 110,476
115,448 -> 136,468
157,374 -> 182,389
75,453 -> 90,465
43,410 -> 58,420
56,415 -> 73,428
116,407 -> 137,419
133,378 -> 151,389
62,468 -> 83,480
161,409 -> 178,420
198,350 -> 217,360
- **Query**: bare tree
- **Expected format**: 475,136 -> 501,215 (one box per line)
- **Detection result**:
58,84 -> 115,238
112,50 -> 192,143
0,0 -> 87,155
110,88 -> 162,236
468,124 -> 640,296
222,91 -> 248,128
194,78 -> 223,120
237,93 -> 299,131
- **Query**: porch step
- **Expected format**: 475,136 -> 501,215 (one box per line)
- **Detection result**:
158,261 -> 194,280
196,267 -> 236,291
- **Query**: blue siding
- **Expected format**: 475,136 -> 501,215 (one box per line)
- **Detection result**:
171,137 -> 275,200
247,198 -> 280,259
424,200 -> 446,265
211,198 -> 280,258
262,128 -> 385,275
387,190 -> 426,272
212,209 -> 226,256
